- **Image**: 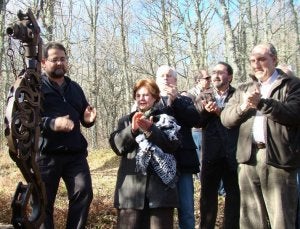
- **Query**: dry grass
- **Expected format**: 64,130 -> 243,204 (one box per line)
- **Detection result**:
0,149 -> 224,228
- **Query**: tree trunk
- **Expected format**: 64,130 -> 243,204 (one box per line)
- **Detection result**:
289,0 -> 300,74
218,0 -> 241,83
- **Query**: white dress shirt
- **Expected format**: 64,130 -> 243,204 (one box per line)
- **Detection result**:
252,70 -> 279,143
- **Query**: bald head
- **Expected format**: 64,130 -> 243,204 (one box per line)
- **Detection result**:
249,43 -> 278,82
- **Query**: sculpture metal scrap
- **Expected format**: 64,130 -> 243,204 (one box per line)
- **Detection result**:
4,8 -> 46,229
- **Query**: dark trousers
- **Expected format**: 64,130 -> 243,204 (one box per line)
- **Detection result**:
117,207 -> 174,229
200,160 -> 240,229
36,152 -> 93,229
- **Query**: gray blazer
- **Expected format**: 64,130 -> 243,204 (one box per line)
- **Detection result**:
221,70 -> 300,169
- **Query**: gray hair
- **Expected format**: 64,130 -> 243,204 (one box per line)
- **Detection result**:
156,65 -> 177,78
252,43 -> 278,66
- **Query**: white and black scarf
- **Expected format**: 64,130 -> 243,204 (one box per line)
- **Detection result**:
135,114 -> 181,188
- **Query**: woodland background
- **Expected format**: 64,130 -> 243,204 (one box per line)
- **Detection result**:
0,0 -> 299,149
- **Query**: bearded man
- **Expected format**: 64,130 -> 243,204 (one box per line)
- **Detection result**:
36,42 -> 97,229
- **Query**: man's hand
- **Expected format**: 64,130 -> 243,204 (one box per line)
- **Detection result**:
51,115 -> 74,132
241,89 -> 261,112
84,106 -> 97,124
164,84 -> 179,105
204,100 -> 221,115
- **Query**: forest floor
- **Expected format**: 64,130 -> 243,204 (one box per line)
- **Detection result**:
0,149 -> 224,228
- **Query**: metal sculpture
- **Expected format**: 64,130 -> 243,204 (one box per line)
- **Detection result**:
4,8 -> 46,228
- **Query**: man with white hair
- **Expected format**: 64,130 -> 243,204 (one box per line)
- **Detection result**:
155,65 -> 204,229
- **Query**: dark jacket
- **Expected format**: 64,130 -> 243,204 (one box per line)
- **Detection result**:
109,108 -> 180,209
155,96 -> 203,174
221,69 -> 300,169
39,74 -> 93,154
196,86 -> 239,170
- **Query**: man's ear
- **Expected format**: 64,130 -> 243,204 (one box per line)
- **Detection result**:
41,59 -> 46,69
229,74 -> 233,83
273,55 -> 278,66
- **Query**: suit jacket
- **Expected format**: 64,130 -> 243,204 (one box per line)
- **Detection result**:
221,69 -> 300,169
196,85 -> 239,170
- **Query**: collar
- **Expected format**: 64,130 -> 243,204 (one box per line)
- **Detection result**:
260,70 -> 279,86
214,85 -> 230,97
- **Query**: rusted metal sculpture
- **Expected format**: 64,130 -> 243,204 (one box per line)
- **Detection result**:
4,8 -> 46,228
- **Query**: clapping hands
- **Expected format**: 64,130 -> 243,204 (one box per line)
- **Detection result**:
132,112 -> 153,132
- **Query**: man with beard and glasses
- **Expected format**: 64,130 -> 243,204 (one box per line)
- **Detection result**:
195,62 -> 240,229
36,42 -> 97,229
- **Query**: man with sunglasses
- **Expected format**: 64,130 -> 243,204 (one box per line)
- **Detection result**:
187,70 -> 211,178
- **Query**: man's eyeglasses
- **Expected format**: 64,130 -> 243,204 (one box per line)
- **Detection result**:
212,70 -> 226,76
46,57 -> 67,64
197,77 -> 211,82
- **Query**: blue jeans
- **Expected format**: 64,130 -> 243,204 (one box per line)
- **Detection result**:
296,170 -> 300,229
177,173 -> 195,229
192,129 -> 202,163
218,179 -> 226,196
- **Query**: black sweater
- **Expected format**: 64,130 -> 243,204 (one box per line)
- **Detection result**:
40,74 -> 93,154
155,96 -> 205,174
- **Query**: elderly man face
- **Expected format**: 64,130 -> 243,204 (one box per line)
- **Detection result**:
249,44 -> 277,82
156,66 -> 177,96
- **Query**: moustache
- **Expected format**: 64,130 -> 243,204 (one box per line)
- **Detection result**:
213,77 -> 221,81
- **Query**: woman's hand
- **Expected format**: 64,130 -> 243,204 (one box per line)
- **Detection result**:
132,112 -> 153,132
132,112 -> 143,131
137,116 -> 153,132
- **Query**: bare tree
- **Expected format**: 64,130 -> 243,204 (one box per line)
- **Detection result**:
139,0 -> 178,67
215,0 -> 241,83
0,0 -> 8,73
39,0 -> 56,41
288,0 -> 300,74
112,0 -> 133,110
82,0 -> 101,147
2,0 -> 300,150
173,0 -> 214,72
245,0 -> 259,47
0,0 -> 9,149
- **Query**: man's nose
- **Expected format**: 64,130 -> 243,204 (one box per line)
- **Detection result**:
251,60 -> 260,67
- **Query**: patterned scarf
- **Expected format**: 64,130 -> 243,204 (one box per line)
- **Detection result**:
135,114 -> 181,188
